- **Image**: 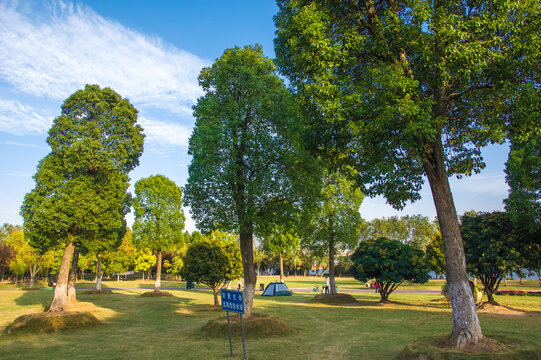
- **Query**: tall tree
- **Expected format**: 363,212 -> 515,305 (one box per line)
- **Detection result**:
20,84 -> 144,313
275,0 -> 540,346
184,45 -> 320,316
302,171 -> 363,294
132,175 -> 185,292
262,226 -> 300,282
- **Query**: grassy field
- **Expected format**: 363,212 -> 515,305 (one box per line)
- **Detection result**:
0,279 -> 540,359
2,275 -> 539,291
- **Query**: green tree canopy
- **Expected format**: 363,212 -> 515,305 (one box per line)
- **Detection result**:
20,84 -> 144,312
274,0 -> 540,346
181,230 -> 243,306
350,237 -> 430,302
461,211 -> 521,304
184,44 -> 320,316
133,174 -> 185,292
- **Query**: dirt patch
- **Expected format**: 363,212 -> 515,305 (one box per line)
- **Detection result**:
82,289 -> 113,295
476,303 -> 527,316
201,313 -> 294,338
5,311 -> 102,335
141,290 -> 174,297
397,334 -> 539,360
310,293 -> 359,305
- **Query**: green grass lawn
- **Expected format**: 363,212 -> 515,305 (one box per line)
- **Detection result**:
0,281 -> 539,359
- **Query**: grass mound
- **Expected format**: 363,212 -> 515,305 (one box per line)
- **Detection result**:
396,334 -> 539,360
201,313 -> 294,338
141,290 -> 174,297
82,289 -> 113,295
5,312 -> 102,335
310,293 -> 359,305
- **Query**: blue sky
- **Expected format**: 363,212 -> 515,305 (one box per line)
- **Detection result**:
0,0 -> 511,233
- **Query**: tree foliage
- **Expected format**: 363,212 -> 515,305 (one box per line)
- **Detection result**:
350,237 -> 430,301
133,174 -> 185,291
426,234 -> 446,276
262,226 -> 300,282
461,211 -> 521,304
302,170 -> 362,293
184,44 -> 320,316
360,215 -> 439,250
181,230 -> 243,306
20,84 -> 144,312
274,0 -> 540,345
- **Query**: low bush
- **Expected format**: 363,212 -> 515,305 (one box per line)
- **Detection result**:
495,290 -> 526,296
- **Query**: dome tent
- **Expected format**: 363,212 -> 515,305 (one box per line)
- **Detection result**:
261,282 -> 292,296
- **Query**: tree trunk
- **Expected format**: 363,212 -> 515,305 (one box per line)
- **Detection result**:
29,264 -> 39,288
535,270 -> 541,287
329,229 -> 337,295
142,271 -> 145,281
14,275 -> 18,286
240,228 -> 256,318
155,251 -> 162,292
67,245 -> 80,306
423,135 -> 483,347
279,253 -> 284,283
49,238 -> 75,313
213,285 -> 219,306
96,252 -> 102,291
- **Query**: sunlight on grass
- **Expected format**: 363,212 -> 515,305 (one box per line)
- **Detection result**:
0,280 -> 539,359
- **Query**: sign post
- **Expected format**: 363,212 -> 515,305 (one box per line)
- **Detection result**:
220,289 -> 246,359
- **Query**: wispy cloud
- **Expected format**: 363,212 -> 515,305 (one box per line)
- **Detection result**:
0,140 -> 49,150
0,97 -> 53,135
0,0 -> 206,118
139,117 -> 192,151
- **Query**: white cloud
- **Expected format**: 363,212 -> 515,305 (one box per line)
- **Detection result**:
0,97 -> 53,134
139,117 -> 192,151
0,0 -> 206,117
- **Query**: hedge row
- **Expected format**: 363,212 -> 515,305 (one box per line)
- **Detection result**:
495,290 -> 541,296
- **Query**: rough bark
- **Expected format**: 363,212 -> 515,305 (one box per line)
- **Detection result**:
95,252 -> 102,291
67,245 -> 80,305
49,238 -> 75,313
423,135 -> 483,347
240,228 -> 256,318
155,251 -> 162,292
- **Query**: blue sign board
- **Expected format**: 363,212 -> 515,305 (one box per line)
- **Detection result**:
221,289 -> 245,314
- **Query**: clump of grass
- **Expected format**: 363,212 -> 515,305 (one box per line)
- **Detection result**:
310,293 -> 359,305
396,334 -> 539,360
82,289 -> 113,295
201,313 -> 294,338
141,290 -> 173,297
5,312 -> 102,335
